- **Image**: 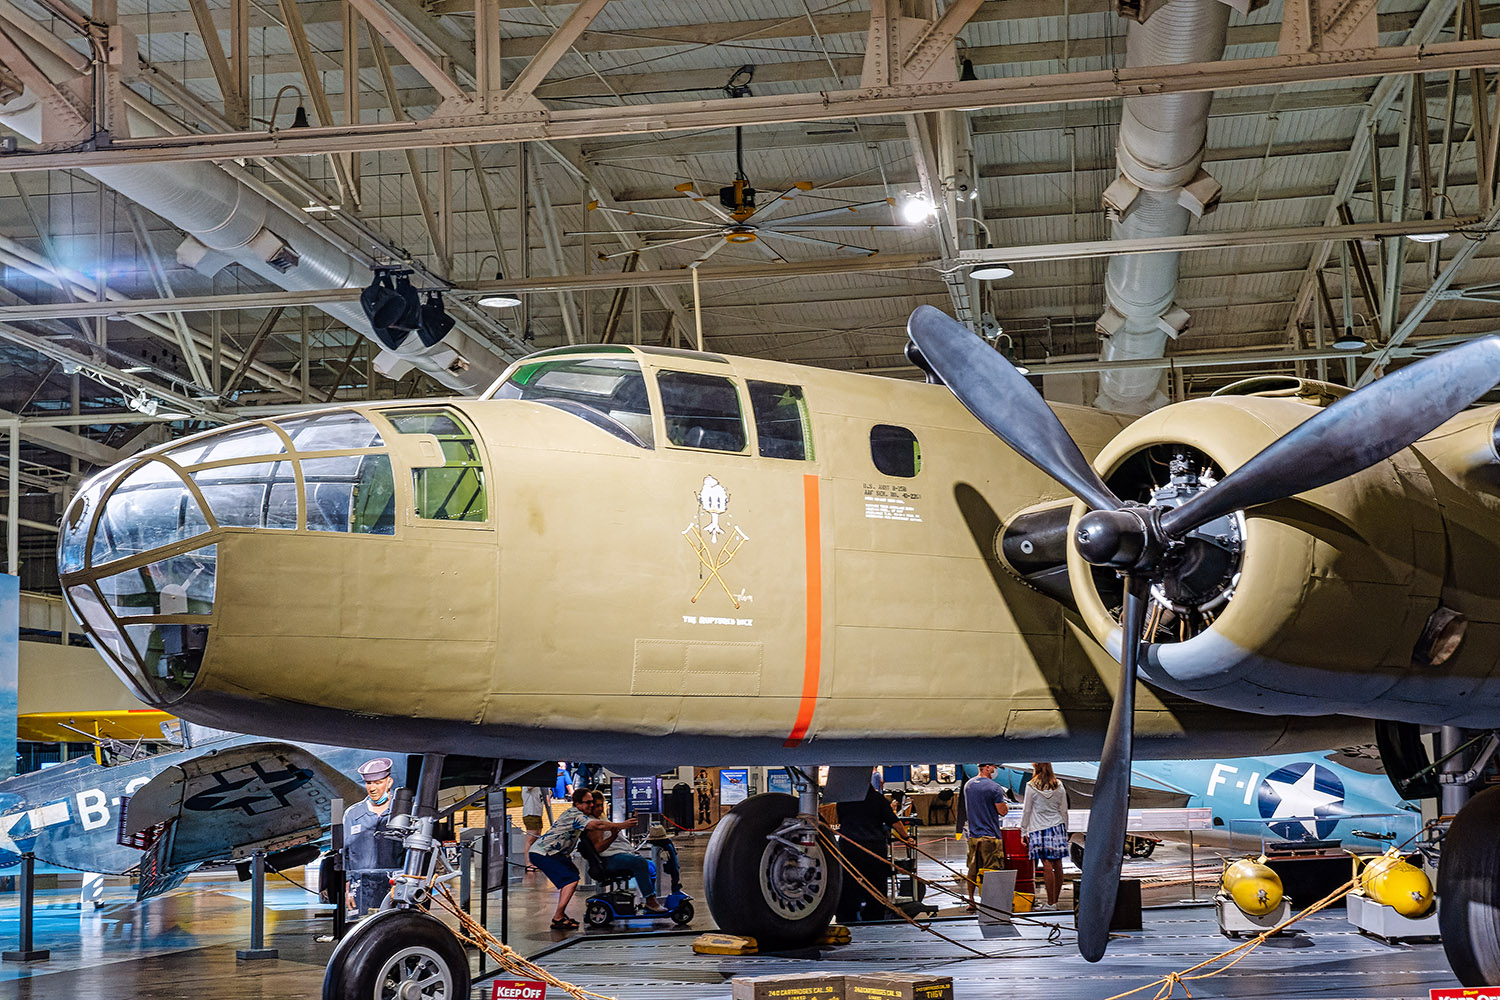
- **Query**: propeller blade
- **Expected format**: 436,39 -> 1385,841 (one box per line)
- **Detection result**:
1078,575 -> 1150,963
1161,337 -> 1500,538
907,305 -> 1121,512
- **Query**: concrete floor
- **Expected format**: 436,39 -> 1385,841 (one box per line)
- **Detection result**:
0,836 -> 1463,999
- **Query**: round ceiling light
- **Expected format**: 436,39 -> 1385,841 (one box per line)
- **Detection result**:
970,263 -> 1015,280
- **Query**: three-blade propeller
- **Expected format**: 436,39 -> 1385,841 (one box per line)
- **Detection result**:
907,304 -> 1500,962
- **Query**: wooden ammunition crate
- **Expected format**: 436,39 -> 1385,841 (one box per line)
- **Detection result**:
731,973 -> 845,1000
845,973 -> 954,1000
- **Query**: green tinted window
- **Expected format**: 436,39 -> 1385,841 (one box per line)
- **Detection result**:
748,381 -> 811,461
388,409 -> 487,523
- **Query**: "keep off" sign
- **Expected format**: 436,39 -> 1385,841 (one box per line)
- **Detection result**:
493,980 -> 547,1000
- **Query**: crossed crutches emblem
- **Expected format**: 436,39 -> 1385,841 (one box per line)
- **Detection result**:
683,523 -> 750,607
684,475 -> 750,608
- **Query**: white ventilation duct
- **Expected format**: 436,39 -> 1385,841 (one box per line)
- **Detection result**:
1094,0 -> 1232,413
0,34 -> 504,396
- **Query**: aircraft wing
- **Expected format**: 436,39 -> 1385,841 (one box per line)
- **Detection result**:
124,742 -> 363,869
999,762 -> 1192,808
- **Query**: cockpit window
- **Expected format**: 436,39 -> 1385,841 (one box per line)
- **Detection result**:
91,461 -> 210,568
659,371 -> 747,453
387,409 -> 487,523
166,424 -> 286,467
190,462 -> 299,530
302,455 -> 397,534
277,411 -> 384,451
748,381 -> 812,461
493,358 -> 653,448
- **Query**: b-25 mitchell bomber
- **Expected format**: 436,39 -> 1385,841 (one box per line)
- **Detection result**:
51,306 -> 1500,994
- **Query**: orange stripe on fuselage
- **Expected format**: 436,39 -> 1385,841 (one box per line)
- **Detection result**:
785,474 -> 822,747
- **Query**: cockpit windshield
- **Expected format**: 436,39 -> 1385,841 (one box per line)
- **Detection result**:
492,357 -> 653,448
57,408 -> 398,705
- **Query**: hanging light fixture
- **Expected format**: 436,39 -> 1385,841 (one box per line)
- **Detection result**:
477,266 -> 522,309
899,192 -> 937,225
970,262 -> 1015,280
1406,210 -> 1451,244
1333,325 -> 1367,351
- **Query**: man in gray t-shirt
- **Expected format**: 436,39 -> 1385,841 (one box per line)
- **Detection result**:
962,764 -> 1010,909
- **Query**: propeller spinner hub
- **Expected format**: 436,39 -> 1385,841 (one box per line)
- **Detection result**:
1075,507 -> 1152,569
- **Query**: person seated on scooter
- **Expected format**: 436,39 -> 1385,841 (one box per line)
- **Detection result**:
584,798 -> 670,913
529,788 -> 638,930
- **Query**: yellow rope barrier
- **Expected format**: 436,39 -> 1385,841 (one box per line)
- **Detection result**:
434,887 -> 620,1000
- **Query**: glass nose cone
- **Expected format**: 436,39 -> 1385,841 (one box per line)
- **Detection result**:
58,458 -> 216,705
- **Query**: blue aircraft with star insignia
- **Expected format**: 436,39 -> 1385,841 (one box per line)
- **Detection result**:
0,724 -> 399,900
990,749 -> 1423,854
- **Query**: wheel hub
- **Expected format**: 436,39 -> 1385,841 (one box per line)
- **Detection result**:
759,829 -> 827,919
378,946 -> 452,1000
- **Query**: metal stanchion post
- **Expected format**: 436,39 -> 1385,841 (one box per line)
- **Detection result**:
331,797 -> 347,940
3,853 -> 48,962
500,820 -> 510,946
460,840 -> 472,912
1188,831 -> 1197,902
478,827 -> 489,978
237,851 -> 279,960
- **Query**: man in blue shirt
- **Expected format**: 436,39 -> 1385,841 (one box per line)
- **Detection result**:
962,763 -> 1010,910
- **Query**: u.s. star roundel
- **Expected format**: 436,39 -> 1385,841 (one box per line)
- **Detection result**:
1256,761 -> 1346,840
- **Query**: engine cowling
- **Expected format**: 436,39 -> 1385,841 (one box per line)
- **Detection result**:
1065,392 -> 1500,726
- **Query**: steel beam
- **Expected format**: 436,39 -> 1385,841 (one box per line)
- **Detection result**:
499,0 -> 610,106
0,254 -> 935,322
1355,197 -> 1500,385
3,39 -> 1497,170
343,0 -> 471,111
958,216 -> 1477,265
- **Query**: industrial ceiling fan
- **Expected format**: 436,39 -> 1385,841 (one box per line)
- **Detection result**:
589,67 -> 905,267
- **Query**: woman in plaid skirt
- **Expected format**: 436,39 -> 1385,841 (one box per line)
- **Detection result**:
1020,763 -> 1070,909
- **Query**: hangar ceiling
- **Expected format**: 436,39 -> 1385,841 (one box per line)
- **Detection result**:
0,0 -> 1495,594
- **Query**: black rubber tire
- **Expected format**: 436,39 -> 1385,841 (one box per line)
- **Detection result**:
584,899 -> 613,928
703,792 -> 842,949
671,900 -> 695,926
1440,784 -> 1500,986
322,909 -> 469,1000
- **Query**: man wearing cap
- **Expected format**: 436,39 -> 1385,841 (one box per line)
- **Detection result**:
344,756 -> 405,913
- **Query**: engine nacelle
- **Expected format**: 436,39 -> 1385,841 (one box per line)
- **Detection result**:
1066,393 -> 1500,727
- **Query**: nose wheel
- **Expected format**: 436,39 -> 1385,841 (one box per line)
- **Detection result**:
322,909 -> 469,1000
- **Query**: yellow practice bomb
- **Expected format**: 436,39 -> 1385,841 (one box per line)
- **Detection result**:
1221,857 -> 1283,917
1357,852 -> 1434,918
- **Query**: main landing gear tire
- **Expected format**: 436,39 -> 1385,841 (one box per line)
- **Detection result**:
1439,784 -> 1500,986
322,909 -> 470,1000
704,792 -> 842,949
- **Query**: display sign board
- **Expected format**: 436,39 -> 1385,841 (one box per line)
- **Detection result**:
610,776 -> 627,823
493,980 -> 547,1000
766,768 -> 794,796
627,776 -> 660,814
720,769 -> 750,806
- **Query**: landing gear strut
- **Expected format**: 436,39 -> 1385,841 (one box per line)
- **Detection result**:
323,754 -> 471,1000
703,775 -> 841,948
